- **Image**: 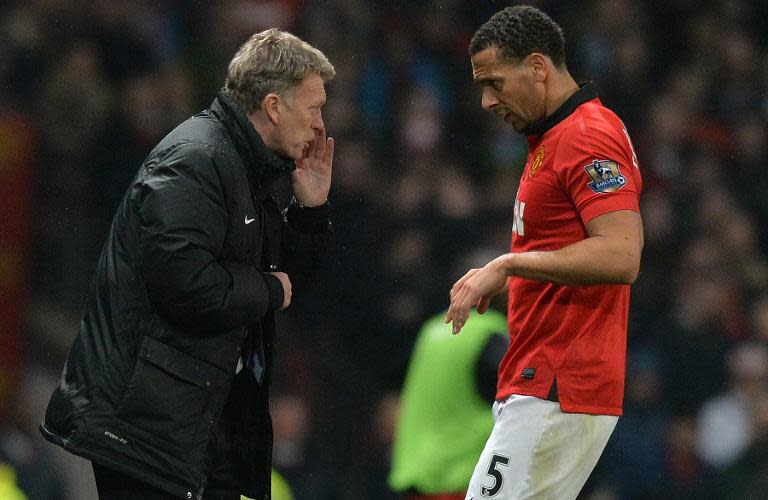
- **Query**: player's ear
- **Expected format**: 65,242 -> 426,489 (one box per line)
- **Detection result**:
528,53 -> 548,82
263,93 -> 281,125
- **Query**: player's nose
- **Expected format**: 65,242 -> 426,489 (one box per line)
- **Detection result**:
481,89 -> 499,112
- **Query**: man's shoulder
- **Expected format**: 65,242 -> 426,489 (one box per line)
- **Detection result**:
569,99 -> 623,131
141,116 -> 244,180
137,123 -> 237,190
153,113 -> 231,158
555,102 -> 626,153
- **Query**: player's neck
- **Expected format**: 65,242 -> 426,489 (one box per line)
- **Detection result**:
545,72 -> 580,117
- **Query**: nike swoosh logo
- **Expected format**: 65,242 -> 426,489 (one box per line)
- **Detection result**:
244,216 -> 255,224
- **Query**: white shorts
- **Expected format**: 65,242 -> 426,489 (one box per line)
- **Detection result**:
465,394 -> 618,500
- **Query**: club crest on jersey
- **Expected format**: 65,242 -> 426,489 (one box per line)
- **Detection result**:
529,145 -> 545,177
585,159 -> 626,193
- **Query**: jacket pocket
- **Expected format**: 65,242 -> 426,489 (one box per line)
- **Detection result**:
116,336 -> 219,453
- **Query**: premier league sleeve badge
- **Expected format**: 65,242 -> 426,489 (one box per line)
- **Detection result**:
584,159 -> 627,193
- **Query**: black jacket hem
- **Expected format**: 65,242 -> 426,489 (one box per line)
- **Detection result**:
40,423 -> 196,499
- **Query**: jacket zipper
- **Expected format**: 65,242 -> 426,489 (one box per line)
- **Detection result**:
258,202 -> 264,262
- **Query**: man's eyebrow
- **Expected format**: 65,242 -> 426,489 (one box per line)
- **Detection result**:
475,76 -> 499,85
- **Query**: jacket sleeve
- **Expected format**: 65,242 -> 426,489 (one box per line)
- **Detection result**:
280,198 -> 332,293
135,145 -> 277,331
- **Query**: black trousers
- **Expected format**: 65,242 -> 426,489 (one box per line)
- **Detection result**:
92,462 -> 240,500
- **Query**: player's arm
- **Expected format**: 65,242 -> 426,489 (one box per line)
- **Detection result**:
496,209 -> 643,285
447,210 -> 642,333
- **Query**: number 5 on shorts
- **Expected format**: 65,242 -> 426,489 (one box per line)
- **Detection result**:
481,454 -> 510,497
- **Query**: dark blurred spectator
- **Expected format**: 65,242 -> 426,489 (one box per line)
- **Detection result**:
711,392 -> 768,499
33,41 -> 112,306
750,294 -> 768,343
271,393 -> 335,500
660,416 -> 710,500
696,342 -> 768,470
345,392 -> 400,500
663,235 -> 743,413
594,348 -> 668,499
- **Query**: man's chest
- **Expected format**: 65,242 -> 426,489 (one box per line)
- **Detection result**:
221,176 -> 284,267
511,142 -> 585,250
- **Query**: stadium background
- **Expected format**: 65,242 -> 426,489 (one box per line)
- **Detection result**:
1,0 -> 768,498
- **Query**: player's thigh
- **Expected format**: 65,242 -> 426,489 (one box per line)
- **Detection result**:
465,395 -> 554,500
521,408 -> 617,499
465,395 -> 617,500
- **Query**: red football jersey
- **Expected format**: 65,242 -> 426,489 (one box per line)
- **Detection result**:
497,83 -> 642,416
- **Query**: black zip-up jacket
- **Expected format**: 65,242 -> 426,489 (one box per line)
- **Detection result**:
40,91 -> 331,500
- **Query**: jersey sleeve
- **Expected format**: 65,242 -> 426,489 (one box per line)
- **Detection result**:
554,121 -> 642,224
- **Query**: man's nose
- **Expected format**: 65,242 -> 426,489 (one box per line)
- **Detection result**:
312,114 -> 325,134
481,89 -> 499,112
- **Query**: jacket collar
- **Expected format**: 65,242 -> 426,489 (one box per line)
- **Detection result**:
211,90 -> 295,192
523,81 -> 598,138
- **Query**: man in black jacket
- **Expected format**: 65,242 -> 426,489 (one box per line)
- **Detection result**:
40,28 -> 335,500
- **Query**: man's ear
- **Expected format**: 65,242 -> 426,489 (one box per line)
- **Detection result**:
263,93 -> 281,125
528,53 -> 548,82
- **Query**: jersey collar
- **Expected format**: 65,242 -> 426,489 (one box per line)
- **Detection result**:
523,82 -> 598,138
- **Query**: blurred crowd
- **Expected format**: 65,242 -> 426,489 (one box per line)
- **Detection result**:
1,0 -> 768,499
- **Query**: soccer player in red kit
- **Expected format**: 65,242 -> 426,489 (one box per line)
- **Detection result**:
445,6 -> 643,500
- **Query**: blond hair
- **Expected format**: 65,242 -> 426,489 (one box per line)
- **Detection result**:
224,28 -> 335,113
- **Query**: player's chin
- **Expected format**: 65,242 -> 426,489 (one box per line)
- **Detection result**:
503,114 -> 523,131
510,120 -> 528,133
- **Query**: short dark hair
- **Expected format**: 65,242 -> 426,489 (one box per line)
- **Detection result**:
469,5 -> 566,68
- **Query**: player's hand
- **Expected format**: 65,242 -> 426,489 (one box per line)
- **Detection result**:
291,128 -> 334,207
269,271 -> 292,310
445,258 -> 509,334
